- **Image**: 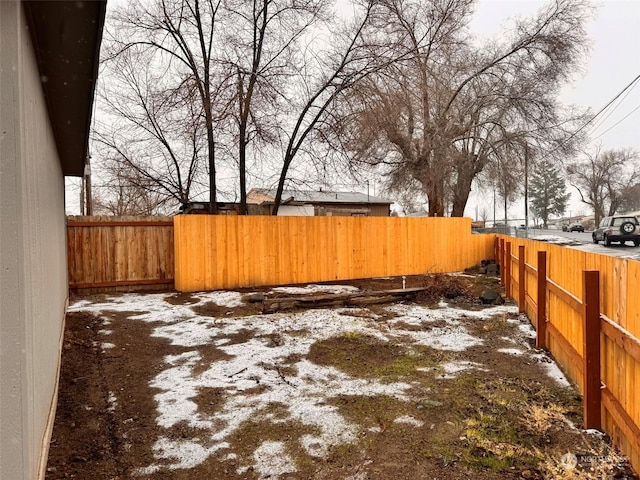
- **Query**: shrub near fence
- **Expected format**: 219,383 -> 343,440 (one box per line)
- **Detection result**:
67,216 -> 174,290
497,236 -> 640,473
173,215 -> 494,291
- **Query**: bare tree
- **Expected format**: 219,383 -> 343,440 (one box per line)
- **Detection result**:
619,184 -> 640,213
222,0 -> 329,214
99,0 -> 368,215
483,149 -> 523,225
95,44 -> 212,208
478,207 -> 489,223
567,146 -> 639,224
270,1 -> 388,214
101,0 -> 226,213
92,159 -> 170,216
337,0 -> 590,217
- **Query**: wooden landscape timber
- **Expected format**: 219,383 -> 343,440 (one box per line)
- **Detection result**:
261,287 -> 427,313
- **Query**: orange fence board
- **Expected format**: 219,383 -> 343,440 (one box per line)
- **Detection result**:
498,235 -> 640,474
174,216 -> 494,291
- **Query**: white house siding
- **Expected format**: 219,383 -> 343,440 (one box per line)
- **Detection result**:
278,204 -> 315,216
0,3 -> 69,479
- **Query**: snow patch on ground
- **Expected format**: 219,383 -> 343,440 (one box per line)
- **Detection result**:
530,352 -> 571,387
517,321 -> 538,339
394,415 -> 424,427
122,306 -> 413,473
202,291 -> 245,308
410,326 -> 484,351
386,303 -> 518,325
507,315 -> 537,339
249,441 -> 297,478
386,303 -> 517,352
68,291 -> 246,319
107,391 -> 117,412
438,361 -> 486,379
532,235 -> 583,246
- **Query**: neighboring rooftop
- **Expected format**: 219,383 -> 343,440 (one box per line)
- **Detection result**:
247,188 -> 393,205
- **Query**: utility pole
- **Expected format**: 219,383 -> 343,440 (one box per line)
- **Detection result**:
524,144 -> 529,239
80,176 -> 85,215
84,155 -> 92,216
493,186 -> 496,227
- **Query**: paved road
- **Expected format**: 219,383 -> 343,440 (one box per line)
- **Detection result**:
518,228 -> 640,260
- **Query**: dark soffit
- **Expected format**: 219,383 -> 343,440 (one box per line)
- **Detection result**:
23,1 -> 107,177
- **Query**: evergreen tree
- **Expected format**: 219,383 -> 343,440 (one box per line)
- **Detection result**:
529,160 -> 570,228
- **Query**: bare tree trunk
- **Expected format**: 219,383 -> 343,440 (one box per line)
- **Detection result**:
451,174 -> 474,217
272,154 -> 293,215
426,181 -> 445,217
209,138 -> 216,214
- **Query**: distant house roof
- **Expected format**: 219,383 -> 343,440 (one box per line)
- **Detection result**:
23,0 -> 107,176
247,188 -> 393,205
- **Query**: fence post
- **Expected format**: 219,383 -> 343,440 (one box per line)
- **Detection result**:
518,245 -> 525,313
583,270 -> 602,430
499,238 -> 505,285
505,242 -> 512,298
536,251 -> 547,350
494,236 -> 499,264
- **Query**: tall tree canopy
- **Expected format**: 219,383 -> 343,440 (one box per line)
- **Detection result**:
97,0 -> 383,214
94,0 -> 592,216
335,0 -> 591,216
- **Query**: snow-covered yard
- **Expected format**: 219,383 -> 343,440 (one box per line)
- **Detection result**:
48,278 -> 635,480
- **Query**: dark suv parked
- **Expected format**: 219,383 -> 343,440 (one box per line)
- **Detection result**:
592,215 -> 640,246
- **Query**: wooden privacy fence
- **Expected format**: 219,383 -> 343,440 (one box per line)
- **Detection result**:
497,236 -> 640,473
67,216 -> 174,290
174,215 -> 495,291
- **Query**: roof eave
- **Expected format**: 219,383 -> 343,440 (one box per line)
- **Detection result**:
23,0 -> 107,177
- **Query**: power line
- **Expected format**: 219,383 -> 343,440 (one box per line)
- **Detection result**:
590,104 -> 640,142
566,73 -> 640,145
537,73 -> 640,162
587,78 -> 640,135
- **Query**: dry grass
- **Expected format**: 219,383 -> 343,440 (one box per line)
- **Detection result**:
538,432 -> 628,479
522,404 -> 568,437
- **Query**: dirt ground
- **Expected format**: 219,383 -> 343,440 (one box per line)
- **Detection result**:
46,273 -> 637,480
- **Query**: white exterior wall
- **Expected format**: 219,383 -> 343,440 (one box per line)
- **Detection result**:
1,2 -> 69,480
277,205 -> 315,216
